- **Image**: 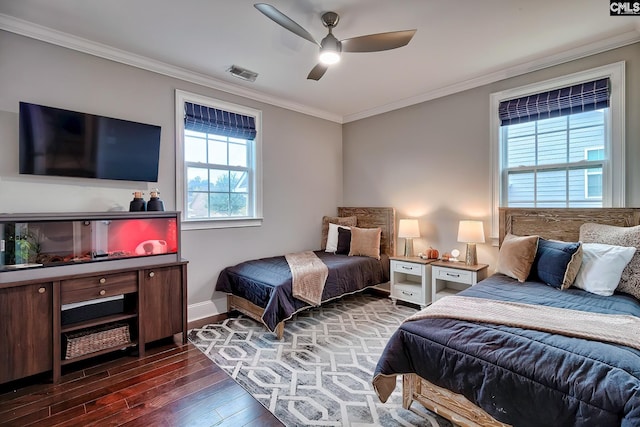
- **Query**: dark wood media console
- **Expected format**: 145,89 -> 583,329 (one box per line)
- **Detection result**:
0,211 -> 187,384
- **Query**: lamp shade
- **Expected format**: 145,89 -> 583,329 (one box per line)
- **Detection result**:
398,219 -> 420,238
457,220 -> 485,243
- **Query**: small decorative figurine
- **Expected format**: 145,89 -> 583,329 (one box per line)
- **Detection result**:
129,191 -> 146,212
147,189 -> 165,211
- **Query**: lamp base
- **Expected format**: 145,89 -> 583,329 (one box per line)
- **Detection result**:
465,243 -> 477,266
404,238 -> 415,257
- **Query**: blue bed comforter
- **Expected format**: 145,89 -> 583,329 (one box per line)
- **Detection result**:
374,273 -> 640,427
216,251 -> 389,331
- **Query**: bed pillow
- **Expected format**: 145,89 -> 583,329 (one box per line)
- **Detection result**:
321,216 -> 358,250
325,223 -> 350,252
530,238 -> 583,290
336,227 -> 352,255
349,227 -> 382,259
572,243 -> 636,296
496,233 -> 539,282
579,223 -> 640,299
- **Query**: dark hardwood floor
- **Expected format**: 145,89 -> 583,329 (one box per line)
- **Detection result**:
0,340 -> 284,427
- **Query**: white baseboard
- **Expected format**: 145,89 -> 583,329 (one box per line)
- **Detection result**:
187,297 -> 227,323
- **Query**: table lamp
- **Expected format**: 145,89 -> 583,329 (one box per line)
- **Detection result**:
457,220 -> 485,265
398,218 -> 420,257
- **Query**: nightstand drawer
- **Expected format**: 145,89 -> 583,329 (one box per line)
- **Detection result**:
392,283 -> 423,305
392,261 -> 422,275
434,267 -> 473,285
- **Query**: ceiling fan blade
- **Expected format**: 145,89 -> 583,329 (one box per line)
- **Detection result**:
341,30 -> 416,52
254,3 -> 319,46
307,63 -> 329,81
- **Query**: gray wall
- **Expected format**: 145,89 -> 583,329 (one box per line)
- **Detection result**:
0,31 -> 343,317
343,42 -> 640,269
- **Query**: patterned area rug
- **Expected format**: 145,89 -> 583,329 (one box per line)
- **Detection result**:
188,293 -> 452,427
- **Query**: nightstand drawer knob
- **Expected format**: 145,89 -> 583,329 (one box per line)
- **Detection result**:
99,278 -> 107,284
38,287 -> 46,294
149,271 -> 155,278
99,289 -> 106,296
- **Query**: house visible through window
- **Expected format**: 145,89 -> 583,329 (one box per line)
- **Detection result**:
175,90 -> 262,229
490,62 -> 625,237
501,109 -> 606,208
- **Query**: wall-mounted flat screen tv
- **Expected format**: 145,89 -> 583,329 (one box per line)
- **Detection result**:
19,102 -> 161,182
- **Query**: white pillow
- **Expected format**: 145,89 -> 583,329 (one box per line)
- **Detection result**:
573,243 -> 636,296
325,223 -> 350,252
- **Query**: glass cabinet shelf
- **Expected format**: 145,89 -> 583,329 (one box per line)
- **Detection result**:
0,211 -> 181,283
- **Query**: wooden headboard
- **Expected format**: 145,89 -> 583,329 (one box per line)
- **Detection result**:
499,208 -> 640,244
338,207 -> 396,256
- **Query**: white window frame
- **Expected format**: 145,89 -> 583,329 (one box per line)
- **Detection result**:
489,62 -> 625,241
584,146 -> 604,200
175,89 -> 263,230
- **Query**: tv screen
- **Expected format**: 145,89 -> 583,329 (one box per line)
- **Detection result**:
19,102 -> 161,182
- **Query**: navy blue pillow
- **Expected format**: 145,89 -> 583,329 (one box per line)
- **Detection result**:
336,227 -> 351,255
530,238 -> 583,289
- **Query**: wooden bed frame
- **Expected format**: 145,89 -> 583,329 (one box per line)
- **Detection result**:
227,206 -> 396,339
402,207 -> 640,427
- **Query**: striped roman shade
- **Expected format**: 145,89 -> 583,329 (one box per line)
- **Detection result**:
498,78 -> 610,126
184,102 -> 257,140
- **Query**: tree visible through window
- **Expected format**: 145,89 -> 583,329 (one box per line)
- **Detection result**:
175,90 -> 262,228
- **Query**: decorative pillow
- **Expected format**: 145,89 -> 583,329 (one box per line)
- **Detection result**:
530,238 -> 583,290
325,223 -> 350,252
349,227 -> 382,259
579,223 -> 640,299
336,227 -> 352,255
572,243 -> 636,296
496,233 -> 539,282
321,216 -> 357,250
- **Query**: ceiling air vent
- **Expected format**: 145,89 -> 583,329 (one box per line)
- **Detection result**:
227,65 -> 258,82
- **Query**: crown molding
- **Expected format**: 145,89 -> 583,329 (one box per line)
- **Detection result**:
1,13 -> 638,125
343,28 -> 640,123
0,14 -> 343,124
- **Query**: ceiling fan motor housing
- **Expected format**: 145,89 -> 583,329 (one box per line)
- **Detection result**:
321,12 -> 339,28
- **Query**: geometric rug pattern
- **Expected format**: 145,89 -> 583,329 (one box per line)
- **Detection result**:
188,293 -> 452,427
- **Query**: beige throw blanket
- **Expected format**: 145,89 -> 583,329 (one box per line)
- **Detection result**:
285,251 -> 329,306
407,295 -> 640,350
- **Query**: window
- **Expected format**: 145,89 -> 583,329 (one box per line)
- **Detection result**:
490,62 -> 625,237
585,147 -> 604,199
175,90 -> 262,229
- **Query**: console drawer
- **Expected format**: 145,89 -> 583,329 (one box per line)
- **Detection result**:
61,272 -> 138,304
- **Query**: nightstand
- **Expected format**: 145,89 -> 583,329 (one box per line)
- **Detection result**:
389,256 -> 435,308
431,260 -> 489,303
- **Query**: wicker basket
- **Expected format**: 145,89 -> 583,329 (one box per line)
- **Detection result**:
64,323 -> 131,360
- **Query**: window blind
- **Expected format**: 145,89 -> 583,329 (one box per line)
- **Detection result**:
498,78 -> 610,126
184,102 -> 257,140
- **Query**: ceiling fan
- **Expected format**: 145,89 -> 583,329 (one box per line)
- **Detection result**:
254,3 -> 417,81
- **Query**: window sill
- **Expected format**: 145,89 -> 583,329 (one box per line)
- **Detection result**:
182,217 -> 263,230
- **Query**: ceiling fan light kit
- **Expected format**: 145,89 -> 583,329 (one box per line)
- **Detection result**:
254,3 -> 416,81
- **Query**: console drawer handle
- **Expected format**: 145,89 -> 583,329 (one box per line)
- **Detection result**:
401,266 -> 413,270
99,278 -> 106,284
446,273 -> 460,278
99,289 -> 106,296
401,290 -> 414,296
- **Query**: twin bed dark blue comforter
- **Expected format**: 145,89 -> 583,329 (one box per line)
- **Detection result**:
374,273 -> 640,427
216,251 -> 389,331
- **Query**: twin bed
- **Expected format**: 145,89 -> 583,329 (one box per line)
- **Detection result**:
215,207 -> 395,339
374,208 -> 640,427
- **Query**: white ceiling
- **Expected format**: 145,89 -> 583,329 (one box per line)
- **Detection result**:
0,0 -> 639,123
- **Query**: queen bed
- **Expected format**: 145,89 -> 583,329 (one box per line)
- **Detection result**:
373,208 -> 640,427
216,207 -> 395,339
